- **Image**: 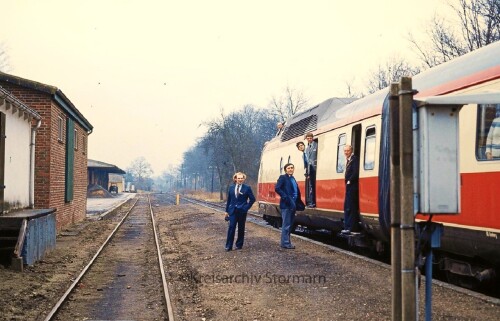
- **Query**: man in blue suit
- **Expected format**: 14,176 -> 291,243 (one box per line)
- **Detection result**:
342,145 -> 360,234
275,163 -> 305,249
224,172 -> 255,251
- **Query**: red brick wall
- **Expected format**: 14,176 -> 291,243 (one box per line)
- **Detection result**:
1,82 -> 89,231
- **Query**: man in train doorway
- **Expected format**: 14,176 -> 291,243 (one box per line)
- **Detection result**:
342,144 -> 360,235
305,132 -> 317,207
224,172 -> 255,251
296,141 -> 308,173
275,163 -> 305,249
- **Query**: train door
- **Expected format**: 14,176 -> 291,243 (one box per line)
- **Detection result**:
0,112 -> 5,213
351,124 -> 362,160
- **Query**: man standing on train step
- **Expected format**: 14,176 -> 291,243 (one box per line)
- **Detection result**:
224,172 -> 255,251
305,132 -> 317,207
342,145 -> 360,235
275,163 -> 305,249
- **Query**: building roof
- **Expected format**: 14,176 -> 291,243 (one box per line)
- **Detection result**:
88,159 -> 126,174
0,85 -> 41,120
109,173 -> 125,183
0,72 -> 93,132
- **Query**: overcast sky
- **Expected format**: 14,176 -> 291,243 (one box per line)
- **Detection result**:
1,0 -> 452,175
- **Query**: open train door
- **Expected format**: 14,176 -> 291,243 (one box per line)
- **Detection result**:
0,112 -> 5,213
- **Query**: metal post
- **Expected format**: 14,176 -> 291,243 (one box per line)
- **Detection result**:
424,223 -> 443,321
425,247 -> 433,321
399,77 -> 416,321
211,166 -> 215,193
390,83 -> 402,321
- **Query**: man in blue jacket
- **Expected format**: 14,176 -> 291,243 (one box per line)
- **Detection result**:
224,172 -> 255,251
275,163 -> 305,249
342,145 -> 360,234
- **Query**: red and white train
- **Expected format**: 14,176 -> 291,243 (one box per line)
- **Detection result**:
257,41 -> 500,284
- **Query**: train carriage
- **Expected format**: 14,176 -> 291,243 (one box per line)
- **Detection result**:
257,41 -> 500,283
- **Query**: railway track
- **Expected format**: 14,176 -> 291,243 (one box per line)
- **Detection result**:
172,192 -> 500,305
39,191 -> 498,321
43,195 -> 175,321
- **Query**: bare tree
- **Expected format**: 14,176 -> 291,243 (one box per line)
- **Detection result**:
268,85 -> 309,121
126,157 -> 154,191
365,56 -> 421,94
343,79 -> 364,99
410,0 -> 499,68
0,42 -> 10,72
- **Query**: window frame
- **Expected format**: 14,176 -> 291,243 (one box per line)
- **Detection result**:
336,134 -> 346,173
74,128 -> 78,150
476,104 -> 500,161
364,126 -> 376,170
57,116 -> 64,142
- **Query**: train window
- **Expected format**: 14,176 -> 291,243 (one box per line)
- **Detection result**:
476,104 -> 500,161
364,127 -> 376,170
337,134 -> 346,173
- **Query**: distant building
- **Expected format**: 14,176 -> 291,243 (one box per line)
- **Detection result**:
109,173 -> 125,193
0,86 -> 42,212
0,72 -> 93,231
87,159 -> 126,191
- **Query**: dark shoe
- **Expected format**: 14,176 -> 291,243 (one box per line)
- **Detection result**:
306,204 -> 316,208
235,247 -> 242,250
281,245 -> 295,249
225,247 -> 232,251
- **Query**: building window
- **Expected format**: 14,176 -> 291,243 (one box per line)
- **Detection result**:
74,129 -> 78,150
58,116 -> 64,142
336,134 -> 346,173
476,104 -> 500,160
364,126 -> 376,170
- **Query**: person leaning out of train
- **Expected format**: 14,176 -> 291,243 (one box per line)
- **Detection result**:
276,121 -> 285,136
275,163 -> 305,249
296,141 -> 308,174
224,172 -> 255,251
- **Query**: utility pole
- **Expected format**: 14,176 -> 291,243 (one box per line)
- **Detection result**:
389,83 -> 402,321
399,77 -> 416,321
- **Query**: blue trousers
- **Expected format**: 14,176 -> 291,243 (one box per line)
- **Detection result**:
280,208 -> 296,247
344,185 -> 359,231
225,210 -> 247,249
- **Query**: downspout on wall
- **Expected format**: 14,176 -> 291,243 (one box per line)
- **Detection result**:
29,119 -> 42,208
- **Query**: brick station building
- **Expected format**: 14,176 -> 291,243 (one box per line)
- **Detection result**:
0,72 -> 93,231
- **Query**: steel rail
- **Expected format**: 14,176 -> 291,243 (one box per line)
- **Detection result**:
148,194 -> 175,321
173,193 -> 500,306
43,196 -> 140,321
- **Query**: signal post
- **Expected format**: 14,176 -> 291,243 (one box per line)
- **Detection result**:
390,77 -> 417,321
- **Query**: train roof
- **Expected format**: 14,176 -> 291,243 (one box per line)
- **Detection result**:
271,41 -> 500,148
279,97 -> 357,142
